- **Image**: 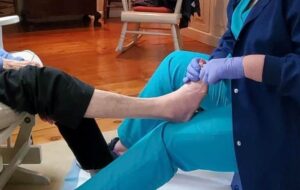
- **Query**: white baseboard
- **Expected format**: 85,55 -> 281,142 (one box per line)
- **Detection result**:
181,28 -> 220,47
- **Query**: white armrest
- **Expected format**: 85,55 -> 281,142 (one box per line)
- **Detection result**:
0,15 -> 20,26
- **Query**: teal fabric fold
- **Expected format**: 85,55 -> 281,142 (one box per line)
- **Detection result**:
231,0 -> 252,39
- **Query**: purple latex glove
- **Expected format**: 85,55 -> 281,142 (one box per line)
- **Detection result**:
183,58 -> 203,83
199,57 -> 244,84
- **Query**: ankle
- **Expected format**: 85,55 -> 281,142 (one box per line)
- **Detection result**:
86,169 -> 100,176
75,160 -> 100,176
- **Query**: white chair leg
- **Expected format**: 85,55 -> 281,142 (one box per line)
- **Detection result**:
171,24 -> 182,50
175,24 -> 183,49
116,22 -> 128,53
0,114 -> 48,189
116,22 -> 142,53
0,140 -> 30,189
132,23 -> 141,42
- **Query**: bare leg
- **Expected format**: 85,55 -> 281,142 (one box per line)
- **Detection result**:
85,81 -> 207,154
85,81 -> 207,122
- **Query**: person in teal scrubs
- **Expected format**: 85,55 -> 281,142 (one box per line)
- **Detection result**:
79,0 -> 300,189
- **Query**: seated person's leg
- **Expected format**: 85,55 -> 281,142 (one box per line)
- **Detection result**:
57,118 -> 114,171
0,50 -> 117,171
1,50 -> 111,171
78,106 -> 237,190
117,50 -> 210,149
0,65 -> 113,171
0,66 -> 94,128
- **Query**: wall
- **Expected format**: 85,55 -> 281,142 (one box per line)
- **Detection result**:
181,0 -> 229,47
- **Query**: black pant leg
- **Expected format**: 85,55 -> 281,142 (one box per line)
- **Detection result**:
0,66 -> 93,129
56,118 -> 114,170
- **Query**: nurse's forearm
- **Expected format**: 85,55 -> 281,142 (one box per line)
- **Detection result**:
243,54 -> 265,82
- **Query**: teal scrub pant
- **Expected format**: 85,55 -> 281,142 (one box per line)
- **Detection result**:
78,51 -> 238,190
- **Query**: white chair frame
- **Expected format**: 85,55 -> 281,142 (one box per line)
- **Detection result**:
116,0 -> 183,53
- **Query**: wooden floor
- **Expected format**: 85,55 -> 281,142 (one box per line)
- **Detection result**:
3,18 -> 214,144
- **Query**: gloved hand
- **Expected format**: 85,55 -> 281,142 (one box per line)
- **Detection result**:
199,57 -> 244,84
183,58 -> 205,83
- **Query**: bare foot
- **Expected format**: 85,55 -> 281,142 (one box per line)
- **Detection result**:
114,141 -> 127,155
158,81 -> 207,122
112,81 -> 207,154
